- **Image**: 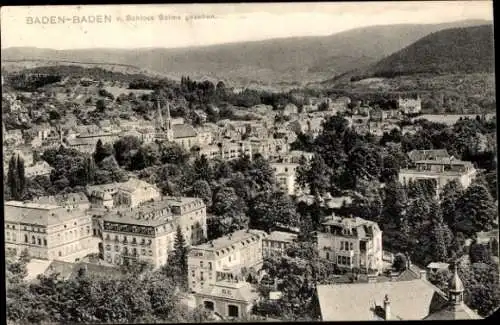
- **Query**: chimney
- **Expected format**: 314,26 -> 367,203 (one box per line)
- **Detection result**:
383,295 -> 391,320
419,270 -> 427,280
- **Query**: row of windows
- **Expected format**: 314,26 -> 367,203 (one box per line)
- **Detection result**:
105,245 -> 154,256
23,234 -> 48,246
263,241 -> 289,249
340,241 -> 354,251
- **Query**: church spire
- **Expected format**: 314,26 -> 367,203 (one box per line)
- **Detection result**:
156,99 -> 164,130
448,262 -> 465,305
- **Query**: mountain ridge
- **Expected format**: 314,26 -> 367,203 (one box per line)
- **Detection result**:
2,19 -> 492,86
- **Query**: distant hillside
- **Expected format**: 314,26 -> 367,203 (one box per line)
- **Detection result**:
368,24 -> 494,77
1,19 -> 490,86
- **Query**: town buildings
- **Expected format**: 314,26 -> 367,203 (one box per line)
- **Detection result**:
187,229 -> 267,293
316,263 -> 481,320
262,231 -> 298,258
270,162 -> 300,196
317,215 -> 383,273
4,201 -> 95,262
31,192 -> 91,213
194,279 -> 260,319
398,95 -> 422,115
100,196 -> 207,269
25,160 -> 54,178
101,200 -> 176,268
398,157 -> 477,195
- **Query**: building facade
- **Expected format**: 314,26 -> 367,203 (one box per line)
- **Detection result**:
317,215 -> 383,273
188,229 -> 267,293
262,231 -> 298,258
5,201 -> 95,262
270,162 -> 300,195
194,279 -> 259,320
398,158 -> 477,195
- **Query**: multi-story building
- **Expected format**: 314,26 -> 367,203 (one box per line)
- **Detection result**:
398,95 -> 422,115
262,231 -> 298,258
188,229 -> 267,293
194,279 -> 260,320
87,178 -> 160,209
100,196 -> 207,268
4,201 -> 95,261
273,150 -> 314,164
101,200 -> 176,268
164,196 -> 207,246
270,162 -> 300,196
113,178 -> 162,208
31,192 -> 91,213
398,158 -> 477,195
407,149 -> 451,163
317,215 -> 383,273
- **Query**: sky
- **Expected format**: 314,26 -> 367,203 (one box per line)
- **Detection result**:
0,2 -> 493,50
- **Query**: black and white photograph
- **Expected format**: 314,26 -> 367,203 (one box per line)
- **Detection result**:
1,2 -> 498,323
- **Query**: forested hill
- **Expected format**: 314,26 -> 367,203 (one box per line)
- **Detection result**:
1,19 -> 490,86
365,24 -> 494,78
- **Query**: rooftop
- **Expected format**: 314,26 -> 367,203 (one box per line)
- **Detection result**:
103,199 -> 174,227
173,124 -> 197,138
265,231 -> 298,243
196,280 -> 260,304
317,279 -> 448,321
192,229 -> 267,255
5,201 -> 83,226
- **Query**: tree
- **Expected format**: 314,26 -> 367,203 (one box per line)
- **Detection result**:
170,225 -> 188,290
7,153 -> 25,200
440,180 -> 464,228
193,154 -> 213,181
392,253 -> 408,272
96,99 -> 106,112
382,180 -> 408,227
210,185 -> 248,238
455,182 -> 497,236
305,154 -> 331,196
84,156 -> 96,185
113,135 -> 142,167
190,179 -> 212,207
248,190 -> 300,232
93,139 -> 113,164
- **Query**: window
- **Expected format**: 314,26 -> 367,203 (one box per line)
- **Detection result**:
32,236 -> 36,244
228,305 -> 239,318
115,245 -> 119,252
204,301 -> 214,311
24,235 -> 28,243
37,238 -> 42,245
192,270 -> 196,277
326,252 -> 330,260
58,251 -> 62,257
350,242 -> 353,250
44,239 -> 47,246
200,261 -> 203,268
208,262 -> 212,270
337,256 -> 341,265
200,272 -> 204,281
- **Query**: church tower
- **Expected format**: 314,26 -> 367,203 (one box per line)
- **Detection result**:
448,263 -> 465,306
155,99 -> 174,142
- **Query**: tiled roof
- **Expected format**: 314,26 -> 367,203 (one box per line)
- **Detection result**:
423,304 -> 482,320
316,279 -> 448,321
103,199 -> 174,227
196,280 -> 260,304
33,192 -> 89,206
4,201 -> 83,225
427,262 -> 450,270
408,149 -> 450,161
173,124 -> 197,138
117,178 -> 158,193
191,229 -> 267,255
265,231 -> 298,243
